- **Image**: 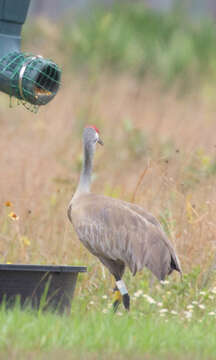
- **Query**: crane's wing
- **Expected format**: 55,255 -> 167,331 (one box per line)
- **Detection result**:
117,199 -> 163,228
69,194 -> 182,280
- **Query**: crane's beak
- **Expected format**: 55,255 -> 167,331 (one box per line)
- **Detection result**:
97,137 -> 104,146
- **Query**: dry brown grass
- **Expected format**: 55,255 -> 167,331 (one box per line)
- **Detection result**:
1,66 -> 216,289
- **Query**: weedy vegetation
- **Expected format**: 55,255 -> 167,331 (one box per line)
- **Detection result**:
1,3 -> 216,359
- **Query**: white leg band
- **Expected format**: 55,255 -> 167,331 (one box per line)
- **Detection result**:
116,280 -> 128,296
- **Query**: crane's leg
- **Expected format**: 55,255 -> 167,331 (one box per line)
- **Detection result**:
123,292 -> 130,311
98,257 -> 128,311
114,276 -> 130,311
113,283 -> 122,312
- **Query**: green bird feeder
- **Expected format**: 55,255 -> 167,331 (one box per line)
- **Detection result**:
0,0 -> 61,110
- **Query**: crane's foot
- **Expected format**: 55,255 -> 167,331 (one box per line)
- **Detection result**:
122,293 -> 130,311
113,288 -> 122,313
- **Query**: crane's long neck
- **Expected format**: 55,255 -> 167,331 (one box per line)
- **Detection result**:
73,142 -> 95,199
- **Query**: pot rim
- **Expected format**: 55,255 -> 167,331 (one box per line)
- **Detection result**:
0,264 -> 87,273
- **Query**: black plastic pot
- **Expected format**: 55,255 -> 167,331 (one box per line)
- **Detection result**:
0,264 -> 87,313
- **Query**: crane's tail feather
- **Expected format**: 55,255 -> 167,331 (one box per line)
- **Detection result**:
170,254 -> 182,279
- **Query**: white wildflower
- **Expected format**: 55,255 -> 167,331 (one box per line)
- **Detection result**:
208,312 -> 215,316
134,290 -> 143,298
211,287 -> 216,294
89,301 -> 94,305
171,310 -> 178,315
143,295 -> 156,304
159,308 -> 168,313
184,311 -> 192,319
198,304 -> 205,310
187,305 -> 194,310
160,280 -> 169,285
200,291 -> 206,296
148,298 -> 156,305
209,295 -> 214,300
157,302 -> 163,307
102,295 -> 108,299
192,301 -> 198,305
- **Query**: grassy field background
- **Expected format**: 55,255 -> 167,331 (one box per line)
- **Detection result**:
1,3 -> 216,359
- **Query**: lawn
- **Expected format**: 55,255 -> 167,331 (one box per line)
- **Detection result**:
0,278 -> 216,360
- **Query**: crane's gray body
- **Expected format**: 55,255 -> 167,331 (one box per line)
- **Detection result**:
68,193 -> 181,280
68,127 -> 182,282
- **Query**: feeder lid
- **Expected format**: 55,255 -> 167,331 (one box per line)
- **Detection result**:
0,264 -> 87,273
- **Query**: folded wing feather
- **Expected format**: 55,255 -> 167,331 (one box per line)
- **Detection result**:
69,194 -> 181,280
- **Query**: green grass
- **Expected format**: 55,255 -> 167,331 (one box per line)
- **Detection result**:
60,3 -> 216,87
0,300 -> 216,360
1,270 -> 216,360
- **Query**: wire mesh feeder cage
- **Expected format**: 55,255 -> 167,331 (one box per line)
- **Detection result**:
0,52 -> 61,112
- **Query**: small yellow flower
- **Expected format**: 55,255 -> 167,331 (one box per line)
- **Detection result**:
5,201 -> 12,207
186,195 -> 194,223
21,236 -> 31,247
100,13 -> 112,31
8,212 -> 19,221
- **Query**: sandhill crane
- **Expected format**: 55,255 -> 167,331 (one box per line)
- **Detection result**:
68,125 -> 182,311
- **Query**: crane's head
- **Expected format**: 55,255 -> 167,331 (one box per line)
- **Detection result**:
83,125 -> 104,146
